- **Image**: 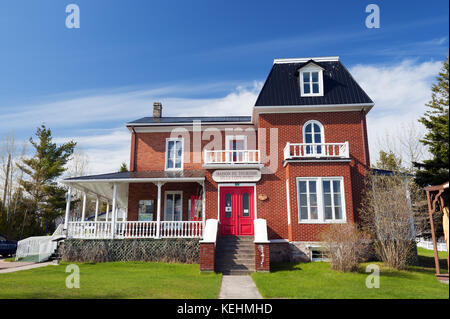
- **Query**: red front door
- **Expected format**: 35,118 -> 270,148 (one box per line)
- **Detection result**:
220,186 -> 254,236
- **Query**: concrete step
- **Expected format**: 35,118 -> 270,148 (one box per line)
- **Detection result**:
216,264 -> 255,271
216,247 -> 255,255
217,236 -> 254,243
219,269 -> 254,276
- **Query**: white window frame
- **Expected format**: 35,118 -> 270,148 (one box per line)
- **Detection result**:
165,138 -> 184,171
164,191 -> 183,221
296,176 -> 346,224
299,65 -> 324,97
225,135 -> 247,151
302,120 -> 325,144
225,135 -> 247,162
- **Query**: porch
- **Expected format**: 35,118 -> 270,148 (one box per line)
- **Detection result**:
61,170 -> 206,239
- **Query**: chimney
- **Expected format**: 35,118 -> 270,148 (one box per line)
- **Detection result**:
153,102 -> 162,119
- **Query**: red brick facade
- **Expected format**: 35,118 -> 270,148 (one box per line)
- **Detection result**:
126,106 -> 370,271
127,110 -> 370,243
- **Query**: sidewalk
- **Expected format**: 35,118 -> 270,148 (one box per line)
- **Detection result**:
219,275 -> 263,299
0,259 -> 55,274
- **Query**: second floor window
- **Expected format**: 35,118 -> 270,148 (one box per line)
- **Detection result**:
303,120 -> 324,155
166,138 -> 183,170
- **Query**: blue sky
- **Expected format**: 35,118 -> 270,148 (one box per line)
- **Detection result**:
0,0 -> 448,173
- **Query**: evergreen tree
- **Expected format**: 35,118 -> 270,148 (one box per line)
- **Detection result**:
375,150 -> 403,172
119,162 -> 128,172
415,57 -> 449,187
17,125 -> 76,234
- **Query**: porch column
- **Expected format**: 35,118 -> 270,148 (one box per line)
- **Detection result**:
156,182 -> 163,238
63,187 -> 72,230
111,183 -> 117,238
81,192 -> 87,221
94,196 -> 99,222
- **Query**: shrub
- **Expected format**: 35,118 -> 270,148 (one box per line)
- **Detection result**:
359,173 -> 418,270
320,223 -> 371,272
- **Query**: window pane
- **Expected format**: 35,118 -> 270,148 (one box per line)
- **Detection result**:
305,124 -> 312,133
333,180 -> 341,193
305,133 -> 312,143
299,181 -> 307,193
312,72 -> 319,82
309,181 -> 316,193
335,206 -> 342,220
300,206 -> 308,220
323,193 -> 331,206
166,195 -> 174,220
310,206 -> 318,219
323,181 -> 331,193
324,206 -> 333,219
299,194 -> 307,205
303,83 -> 310,94
224,193 -> 232,218
167,141 -> 174,168
314,133 -> 321,143
303,72 -> 310,82
310,194 -> 317,207
242,193 -> 249,217
312,83 -> 319,93
334,194 -> 341,207
175,141 -> 182,168
313,123 -> 320,132
174,194 -> 182,220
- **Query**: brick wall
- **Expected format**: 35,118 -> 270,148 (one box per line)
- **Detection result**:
256,111 -> 369,241
200,242 -> 215,271
128,182 -> 202,221
254,243 -> 270,271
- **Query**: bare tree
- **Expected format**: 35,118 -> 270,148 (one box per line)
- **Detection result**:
359,173 -> 417,270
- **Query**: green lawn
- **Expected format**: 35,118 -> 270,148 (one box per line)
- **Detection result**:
0,262 -> 222,299
252,248 -> 449,299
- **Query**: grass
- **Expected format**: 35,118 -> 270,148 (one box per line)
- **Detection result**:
0,261 -> 222,299
252,248 -> 449,299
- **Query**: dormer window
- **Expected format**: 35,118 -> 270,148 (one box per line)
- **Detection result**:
299,62 -> 324,97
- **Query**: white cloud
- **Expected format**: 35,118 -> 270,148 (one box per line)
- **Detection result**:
350,59 -> 441,165
49,83 -> 261,174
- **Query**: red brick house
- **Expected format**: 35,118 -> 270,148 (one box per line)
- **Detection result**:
62,56 -> 374,273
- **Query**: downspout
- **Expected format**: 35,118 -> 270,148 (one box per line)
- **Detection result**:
360,108 -> 370,174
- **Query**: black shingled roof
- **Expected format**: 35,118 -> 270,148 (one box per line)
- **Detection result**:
127,116 -> 252,126
255,60 -> 373,106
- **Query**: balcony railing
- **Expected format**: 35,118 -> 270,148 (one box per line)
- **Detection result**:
284,142 -> 349,160
66,221 -> 203,239
204,150 -> 260,165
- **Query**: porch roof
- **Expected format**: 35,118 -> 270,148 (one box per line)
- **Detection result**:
63,170 -> 206,183
60,170 -> 206,208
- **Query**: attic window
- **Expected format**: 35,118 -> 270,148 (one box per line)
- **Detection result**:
299,64 -> 324,97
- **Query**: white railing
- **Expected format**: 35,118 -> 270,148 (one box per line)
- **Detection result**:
67,221 -> 113,239
66,221 -> 203,239
204,150 -> 260,164
416,240 -> 448,252
116,221 -> 158,238
284,142 -> 349,160
160,221 -> 204,238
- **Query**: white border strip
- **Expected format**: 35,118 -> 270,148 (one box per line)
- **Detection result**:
274,56 -> 340,64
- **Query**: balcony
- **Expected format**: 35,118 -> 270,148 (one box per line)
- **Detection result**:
283,142 -> 349,161
203,150 -> 262,168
